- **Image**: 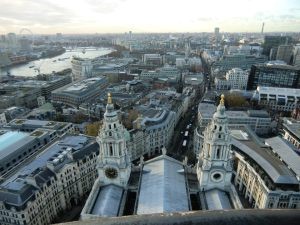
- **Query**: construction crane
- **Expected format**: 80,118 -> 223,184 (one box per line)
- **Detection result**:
34,60 -> 45,76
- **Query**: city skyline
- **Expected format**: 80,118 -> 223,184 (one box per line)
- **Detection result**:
0,0 -> 299,34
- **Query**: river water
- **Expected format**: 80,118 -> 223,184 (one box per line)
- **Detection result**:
1,47 -> 113,77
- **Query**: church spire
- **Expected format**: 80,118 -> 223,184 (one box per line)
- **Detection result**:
220,94 -> 225,106
107,92 -> 112,104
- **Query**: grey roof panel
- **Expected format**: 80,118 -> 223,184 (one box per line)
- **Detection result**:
137,155 -> 189,215
1,136 -> 91,187
231,138 -> 298,184
205,189 -> 232,210
265,137 -> 300,178
0,131 -> 35,159
0,179 -> 37,207
91,184 -> 123,217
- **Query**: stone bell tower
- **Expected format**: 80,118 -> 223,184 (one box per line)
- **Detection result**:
96,93 -> 131,187
197,94 -> 233,191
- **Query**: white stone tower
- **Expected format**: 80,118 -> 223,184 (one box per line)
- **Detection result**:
96,93 -> 131,187
197,94 -> 233,191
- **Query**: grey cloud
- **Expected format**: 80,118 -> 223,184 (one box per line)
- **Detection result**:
197,17 -> 214,22
0,0 -> 73,26
290,8 -> 300,12
85,0 -> 128,14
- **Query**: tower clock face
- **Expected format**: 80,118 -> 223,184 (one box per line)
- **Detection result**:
211,171 -> 223,182
105,167 -> 118,179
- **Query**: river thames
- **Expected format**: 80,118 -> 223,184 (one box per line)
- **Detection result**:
0,47 -> 113,77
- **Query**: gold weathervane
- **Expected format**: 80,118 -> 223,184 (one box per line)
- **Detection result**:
107,93 -> 112,104
220,94 -> 225,106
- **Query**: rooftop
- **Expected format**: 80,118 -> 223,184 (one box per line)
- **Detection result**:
1,135 -> 93,188
91,184 -> 124,217
198,103 -> 217,118
137,155 -> 189,215
256,63 -> 300,70
0,131 -> 33,159
256,86 -> 300,96
282,118 -> 300,139
53,77 -> 106,94
265,136 -> 300,179
231,127 -> 298,185
205,189 -> 232,210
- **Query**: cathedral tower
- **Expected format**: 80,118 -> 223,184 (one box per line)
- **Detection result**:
197,94 -> 233,191
96,93 -> 131,187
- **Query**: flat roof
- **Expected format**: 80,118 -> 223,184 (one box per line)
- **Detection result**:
257,86 -> 300,96
198,103 -> 217,118
91,184 -> 123,217
0,131 -> 34,159
137,155 -> 189,215
205,189 -> 232,210
283,120 -> 300,139
231,127 -> 298,184
265,137 -> 300,179
1,136 -> 90,188
53,77 -> 105,94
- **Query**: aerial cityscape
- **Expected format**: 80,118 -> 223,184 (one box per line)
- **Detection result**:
0,0 -> 300,225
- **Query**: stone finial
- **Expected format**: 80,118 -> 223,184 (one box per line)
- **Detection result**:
183,156 -> 188,166
220,94 -> 225,106
162,147 -> 167,155
107,93 -> 112,104
140,155 -> 144,164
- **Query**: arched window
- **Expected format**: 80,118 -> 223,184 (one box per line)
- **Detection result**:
109,132 -> 112,136
219,126 -> 222,131
109,124 -> 111,129
216,148 -> 220,159
109,144 -> 113,156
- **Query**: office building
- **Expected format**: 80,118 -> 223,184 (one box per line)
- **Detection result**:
7,119 -> 74,135
253,86 -> 300,112
71,57 -> 93,80
0,129 -> 57,176
140,65 -> 180,81
143,54 -> 163,66
247,64 -> 300,90
51,77 -> 108,107
293,46 -> 300,66
276,45 -> 293,64
262,36 -> 292,56
215,68 -> 249,90
282,118 -> 300,151
0,135 -> 99,225
212,55 -> 267,73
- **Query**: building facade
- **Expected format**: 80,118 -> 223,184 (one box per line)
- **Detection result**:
0,135 -> 99,225
253,86 -> 300,112
276,45 -> 293,64
282,118 -> 300,151
212,55 -> 267,74
71,57 -> 93,80
51,77 -> 108,107
233,134 -> 300,209
247,64 -> 300,90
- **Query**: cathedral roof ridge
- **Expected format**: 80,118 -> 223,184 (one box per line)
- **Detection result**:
143,154 -> 184,166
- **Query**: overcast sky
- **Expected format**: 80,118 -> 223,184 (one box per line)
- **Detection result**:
0,0 -> 299,34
